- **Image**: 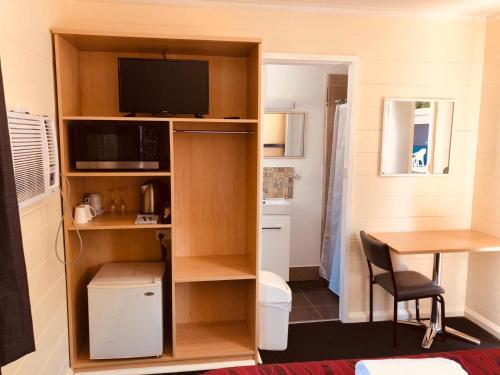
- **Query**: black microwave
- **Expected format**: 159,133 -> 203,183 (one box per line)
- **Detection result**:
69,121 -> 169,170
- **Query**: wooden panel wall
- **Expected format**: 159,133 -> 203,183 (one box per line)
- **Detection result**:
175,281 -> 251,324
78,52 -> 248,118
63,176 -> 170,218
173,130 -> 249,257
55,36 -> 82,117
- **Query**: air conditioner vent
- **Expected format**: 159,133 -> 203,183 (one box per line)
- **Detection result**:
7,112 -> 59,208
44,118 -> 59,189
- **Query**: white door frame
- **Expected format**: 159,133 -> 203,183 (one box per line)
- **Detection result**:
262,52 -> 359,323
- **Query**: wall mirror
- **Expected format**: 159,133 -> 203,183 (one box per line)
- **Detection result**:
263,112 -> 305,158
380,99 -> 455,175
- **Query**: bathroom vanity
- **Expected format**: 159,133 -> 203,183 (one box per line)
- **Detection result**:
261,199 -> 291,280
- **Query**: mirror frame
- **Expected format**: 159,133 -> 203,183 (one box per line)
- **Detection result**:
380,97 -> 455,176
263,111 -> 306,159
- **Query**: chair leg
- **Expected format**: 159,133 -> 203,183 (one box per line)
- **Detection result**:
393,299 -> 398,348
439,295 -> 446,341
431,296 -> 437,324
415,299 -> 420,322
369,281 -> 374,322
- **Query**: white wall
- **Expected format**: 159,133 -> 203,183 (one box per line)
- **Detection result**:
467,17 -> 500,338
0,1 -> 71,374
263,63 -> 348,267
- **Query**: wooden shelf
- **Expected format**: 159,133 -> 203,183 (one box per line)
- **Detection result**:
62,116 -> 258,124
52,29 -> 261,57
175,321 -> 254,359
172,118 -> 258,124
62,116 -> 171,122
67,212 -> 171,230
175,255 -> 255,283
63,171 -> 171,177
74,341 -> 173,370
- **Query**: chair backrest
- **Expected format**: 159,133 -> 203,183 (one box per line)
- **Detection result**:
359,231 -> 393,272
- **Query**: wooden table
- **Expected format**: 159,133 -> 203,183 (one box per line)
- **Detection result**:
369,230 -> 500,349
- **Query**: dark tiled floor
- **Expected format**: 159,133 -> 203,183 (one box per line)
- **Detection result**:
288,280 -> 339,323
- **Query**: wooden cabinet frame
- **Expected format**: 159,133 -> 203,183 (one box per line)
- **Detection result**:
53,29 -> 261,372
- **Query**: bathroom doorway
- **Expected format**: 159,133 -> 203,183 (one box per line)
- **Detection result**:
261,54 -> 357,324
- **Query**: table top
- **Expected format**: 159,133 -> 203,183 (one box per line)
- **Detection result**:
369,230 -> 500,255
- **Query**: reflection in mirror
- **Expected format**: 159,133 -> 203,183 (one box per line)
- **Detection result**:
263,112 -> 305,158
381,99 -> 454,175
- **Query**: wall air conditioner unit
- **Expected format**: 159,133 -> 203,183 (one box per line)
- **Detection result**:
7,111 -> 59,208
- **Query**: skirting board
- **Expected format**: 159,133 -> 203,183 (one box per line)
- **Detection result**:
289,266 -> 320,281
72,359 -> 256,375
464,307 -> 500,339
348,307 -> 465,323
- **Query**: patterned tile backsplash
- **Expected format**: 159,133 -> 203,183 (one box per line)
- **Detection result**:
263,167 -> 294,199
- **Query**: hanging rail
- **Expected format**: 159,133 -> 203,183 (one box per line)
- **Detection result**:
173,129 -> 253,135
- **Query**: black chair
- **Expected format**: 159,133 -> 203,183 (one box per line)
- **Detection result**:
359,231 -> 445,347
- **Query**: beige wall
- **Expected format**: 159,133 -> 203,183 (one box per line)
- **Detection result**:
468,17 -> 500,338
0,1 -> 71,374
0,1 -> 493,372
63,0 -> 485,320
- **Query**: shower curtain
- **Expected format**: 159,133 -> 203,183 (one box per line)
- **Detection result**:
319,104 -> 348,295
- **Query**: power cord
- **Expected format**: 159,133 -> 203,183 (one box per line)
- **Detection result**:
55,175 -> 84,264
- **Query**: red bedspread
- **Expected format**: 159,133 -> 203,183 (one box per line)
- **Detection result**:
206,348 -> 500,375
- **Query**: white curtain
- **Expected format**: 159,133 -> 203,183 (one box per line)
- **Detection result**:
319,104 -> 348,295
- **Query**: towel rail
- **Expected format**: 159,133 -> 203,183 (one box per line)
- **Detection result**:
173,129 -> 253,135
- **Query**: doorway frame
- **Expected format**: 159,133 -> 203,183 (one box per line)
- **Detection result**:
262,52 -> 359,323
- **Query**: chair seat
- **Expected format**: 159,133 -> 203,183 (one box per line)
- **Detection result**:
374,271 -> 444,300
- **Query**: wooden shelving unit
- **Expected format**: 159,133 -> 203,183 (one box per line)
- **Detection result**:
53,29 -> 261,373
63,171 -> 171,177
175,321 -> 254,359
63,116 -> 259,124
67,212 -> 172,230
175,255 -> 256,282
74,340 -> 174,370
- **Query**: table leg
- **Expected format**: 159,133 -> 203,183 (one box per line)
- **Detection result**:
397,319 -> 426,328
445,326 -> 481,345
422,253 -> 442,349
421,253 -> 482,349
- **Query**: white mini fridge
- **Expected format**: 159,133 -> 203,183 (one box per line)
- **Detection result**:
88,262 -> 165,359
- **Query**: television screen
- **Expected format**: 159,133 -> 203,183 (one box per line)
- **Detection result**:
118,58 -> 209,115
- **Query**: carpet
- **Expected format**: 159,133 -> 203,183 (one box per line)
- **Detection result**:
260,317 -> 500,364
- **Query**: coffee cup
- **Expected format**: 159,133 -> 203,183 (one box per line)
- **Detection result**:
74,204 -> 97,224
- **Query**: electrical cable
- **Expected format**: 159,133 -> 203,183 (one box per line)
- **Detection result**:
54,175 -> 84,264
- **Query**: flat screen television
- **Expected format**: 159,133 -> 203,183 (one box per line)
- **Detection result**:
118,58 -> 209,115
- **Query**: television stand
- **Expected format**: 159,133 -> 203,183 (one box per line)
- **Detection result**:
194,113 -> 205,119
124,112 -> 136,117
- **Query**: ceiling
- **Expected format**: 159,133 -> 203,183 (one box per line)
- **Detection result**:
125,0 -> 500,18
